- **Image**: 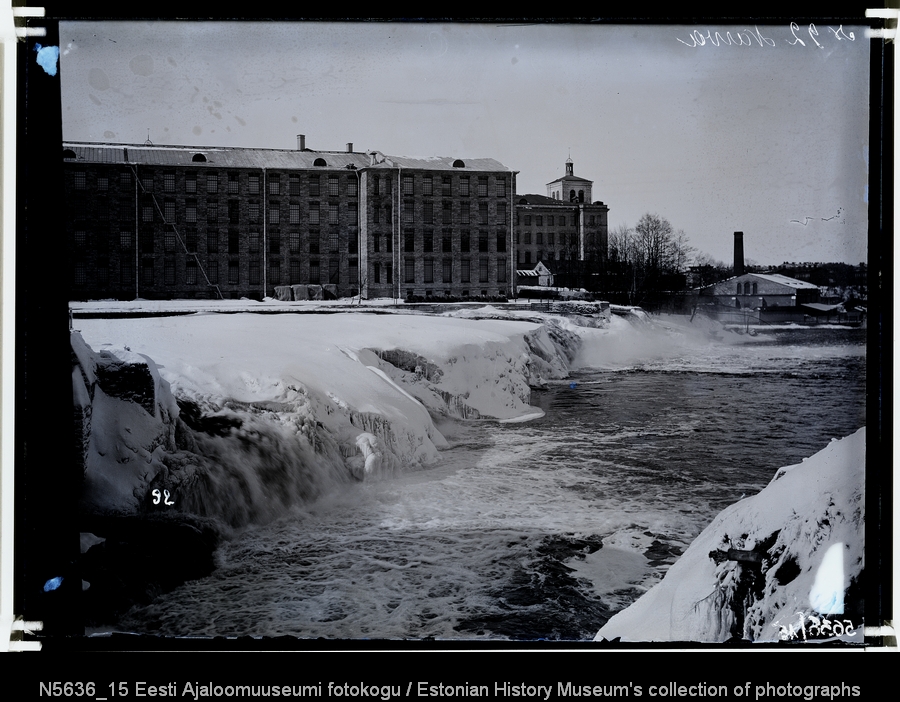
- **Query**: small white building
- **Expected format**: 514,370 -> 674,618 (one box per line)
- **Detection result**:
516,261 -> 554,288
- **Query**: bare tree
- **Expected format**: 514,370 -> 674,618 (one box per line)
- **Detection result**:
631,214 -> 695,276
608,223 -> 636,264
669,228 -> 696,273
693,251 -> 725,269
691,251 -> 729,288
634,213 -> 669,275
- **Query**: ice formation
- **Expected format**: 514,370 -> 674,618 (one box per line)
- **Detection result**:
74,312 -> 581,526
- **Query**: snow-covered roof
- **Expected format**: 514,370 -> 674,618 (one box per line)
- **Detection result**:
517,262 -> 552,276
517,194 -> 563,205
703,272 -> 819,292
751,273 -> 819,290
515,194 -> 581,207
64,142 -> 373,170
369,155 -> 511,172
63,142 -> 511,173
546,174 -> 593,185
801,302 -> 843,312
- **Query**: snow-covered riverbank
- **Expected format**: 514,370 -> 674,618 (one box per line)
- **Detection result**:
74,310 -> 585,522
595,428 -> 866,643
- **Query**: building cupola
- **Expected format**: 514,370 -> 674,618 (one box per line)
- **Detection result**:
565,157 -> 574,176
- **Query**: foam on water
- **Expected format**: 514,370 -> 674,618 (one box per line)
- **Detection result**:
111,323 -> 866,641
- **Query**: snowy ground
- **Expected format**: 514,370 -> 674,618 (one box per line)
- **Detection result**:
71,296 -> 555,315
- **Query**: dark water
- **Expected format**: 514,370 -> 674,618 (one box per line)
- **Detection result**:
111,326 -> 866,641
531,328 -> 867,517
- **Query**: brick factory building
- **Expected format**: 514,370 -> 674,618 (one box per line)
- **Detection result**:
514,157 -> 609,290
63,139 -> 607,301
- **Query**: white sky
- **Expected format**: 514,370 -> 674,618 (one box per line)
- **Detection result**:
58,21 -> 872,266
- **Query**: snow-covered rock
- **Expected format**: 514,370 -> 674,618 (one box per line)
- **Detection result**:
595,428 -> 865,643
75,312 -> 577,527
72,332 -> 182,513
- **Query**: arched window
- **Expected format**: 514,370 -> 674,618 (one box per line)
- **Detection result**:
452,159 -> 465,168
314,158 -> 327,167
737,283 -> 742,295
569,189 -> 576,202
752,282 -> 758,295
744,282 -> 752,295
518,198 -> 528,205
192,153 -> 207,162
578,190 -> 584,203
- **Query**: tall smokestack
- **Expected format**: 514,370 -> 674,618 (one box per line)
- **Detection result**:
297,134 -> 306,151
733,231 -> 745,276
346,142 -> 353,153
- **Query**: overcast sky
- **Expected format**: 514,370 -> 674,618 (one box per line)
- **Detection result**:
58,21 -> 871,266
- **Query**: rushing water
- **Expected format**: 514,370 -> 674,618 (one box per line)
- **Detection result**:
112,325 -> 866,641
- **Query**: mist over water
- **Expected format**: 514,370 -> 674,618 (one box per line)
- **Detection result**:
113,324 -> 866,641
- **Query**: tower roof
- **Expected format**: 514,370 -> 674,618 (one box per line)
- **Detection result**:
546,174 -> 593,186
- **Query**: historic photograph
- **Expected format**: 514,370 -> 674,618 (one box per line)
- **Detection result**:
22,19 -> 876,646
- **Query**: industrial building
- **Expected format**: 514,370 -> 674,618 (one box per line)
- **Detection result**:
63,137 -> 518,301
696,232 -> 826,324
63,139 -> 610,302
514,157 -> 609,290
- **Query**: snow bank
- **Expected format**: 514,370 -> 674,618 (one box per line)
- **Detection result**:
72,332 -> 181,513
75,312 -> 575,526
595,428 -> 865,643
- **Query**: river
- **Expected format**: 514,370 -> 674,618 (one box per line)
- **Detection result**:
109,325 -> 866,641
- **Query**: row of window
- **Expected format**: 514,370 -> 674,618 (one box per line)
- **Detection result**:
398,258 -> 507,284
110,199 -> 359,226
75,230 -> 508,256
74,256 -> 507,288
75,198 -> 510,229
397,231 -> 507,253
73,170 -> 509,199
517,250 -> 573,264
75,258 -> 352,287
77,231 -> 352,256
70,201 -> 602,242
400,174 -> 506,198
517,231 -> 580,246
517,213 -> 601,227
550,189 -> 588,202
74,171 -> 361,198
401,200 -> 508,225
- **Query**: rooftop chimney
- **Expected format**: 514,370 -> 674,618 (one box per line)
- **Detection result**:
733,231 -> 745,276
297,134 -> 306,151
346,142 -> 353,153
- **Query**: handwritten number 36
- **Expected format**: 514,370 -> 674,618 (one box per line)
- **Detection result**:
152,488 -> 175,506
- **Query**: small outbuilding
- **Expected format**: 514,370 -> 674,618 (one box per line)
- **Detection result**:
516,261 -> 554,288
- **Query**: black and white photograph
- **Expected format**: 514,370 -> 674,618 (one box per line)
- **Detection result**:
7,11 -> 889,655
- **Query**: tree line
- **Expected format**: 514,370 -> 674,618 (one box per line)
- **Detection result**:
606,213 -> 696,306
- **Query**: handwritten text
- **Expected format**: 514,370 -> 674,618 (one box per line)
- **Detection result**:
678,24 -> 856,48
